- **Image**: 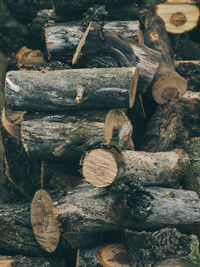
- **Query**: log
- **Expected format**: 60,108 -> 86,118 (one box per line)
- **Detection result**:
175,60 -> 200,92
181,91 -> 200,137
139,99 -> 189,152
53,0 -> 134,17
45,21 -> 144,62
82,147 -> 190,188
5,0 -> 53,24
21,111 -> 106,162
79,243 -> 132,267
155,2 -> 200,34
16,47 -> 44,69
5,67 -> 138,112
181,138 -> 200,198
0,255 -> 65,267
31,184 -> 200,252
123,228 -> 200,267
72,22 -> 161,95
104,109 -> 134,149
140,11 -> 188,104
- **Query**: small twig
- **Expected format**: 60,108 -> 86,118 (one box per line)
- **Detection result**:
139,94 -> 146,119
76,248 -> 80,267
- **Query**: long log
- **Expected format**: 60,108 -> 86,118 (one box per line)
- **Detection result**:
0,255 -> 66,267
21,111 -> 106,162
140,11 -> 188,104
72,22 -> 161,95
123,228 -> 200,267
82,147 -> 190,188
5,67 -> 138,112
139,99 -> 189,152
45,21 -> 144,62
31,185 -> 200,252
5,0 -> 53,24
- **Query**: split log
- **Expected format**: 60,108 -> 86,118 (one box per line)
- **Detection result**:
5,0 -> 53,24
0,255 -> 65,267
21,111 -> 106,162
31,184 -> 200,252
82,147 -> 190,188
45,21 -> 144,62
155,2 -> 200,34
123,228 -> 200,267
16,46 -> 44,69
72,22 -> 161,95
140,11 -> 188,104
181,138 -> 200,198
175,60 -> 200,92
53,0 -> 134,17
5,67 -> 138,112
139,99 -> 189,152
79,243 -> 132,267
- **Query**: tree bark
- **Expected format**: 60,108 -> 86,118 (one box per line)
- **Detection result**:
139,99 -> 189,152
5,0 -> 53,24
82,147 -> 190,188
72,22 -> 161,95
45,20 -> 144,62
5,67 -> 138,112
140,11 -> 187,104
123,228 -> 200,267
0,255 -> 65,267
21,111 -> 106,162
31,185 -> 200,251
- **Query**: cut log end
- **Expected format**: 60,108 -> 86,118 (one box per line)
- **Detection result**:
31,189 -> 60,253
104,109 -> 134,149
97,244 -> 132,267
82,149 -> 120,187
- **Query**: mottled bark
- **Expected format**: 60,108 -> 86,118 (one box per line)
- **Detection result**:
5,67 -> 138,112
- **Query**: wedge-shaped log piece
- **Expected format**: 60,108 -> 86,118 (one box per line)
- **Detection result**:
45,21 -> 144,61
123,228 -> 200,267
5,67 -> 138,112
31,185 -> 200,252
155,2 -> 200,34
72,22 -> 161,95
82,147 -> 190,187
21,111 -> 107,162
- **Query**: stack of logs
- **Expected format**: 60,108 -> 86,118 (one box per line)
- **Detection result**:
1,0 -> 200,266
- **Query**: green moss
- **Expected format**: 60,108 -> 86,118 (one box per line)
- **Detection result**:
181,235 -> 200,267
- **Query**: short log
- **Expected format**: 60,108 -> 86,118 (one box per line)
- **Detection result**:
21,111 -> 106,162
31,185 -> 200,252
139,99 -> 188,152
5,67 -> 138,112
123,228 -> 200,267
0,255 -> 65,267
79,243 -> 132,267
155,2 -> 200,34
82,147 -> 190,188
45,20 -> 144,62
140,12 -> 188,104
72,22 -> 161,95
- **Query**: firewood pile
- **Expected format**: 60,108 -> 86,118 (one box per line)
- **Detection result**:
0,0 -> 200,266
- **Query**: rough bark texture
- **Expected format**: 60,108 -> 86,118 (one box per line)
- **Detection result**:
139,100 -> 189,152
181,138 -> 200,198
31,184 -> 200,251
21,111 -> 106,162
0,255 -> 66,267
82,148 -> 190,188
73,22 -> 161,95
45,21 -> 143,62
6,0 -> 53,24
123,228 -> 200,267
5,67 -> 138,111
